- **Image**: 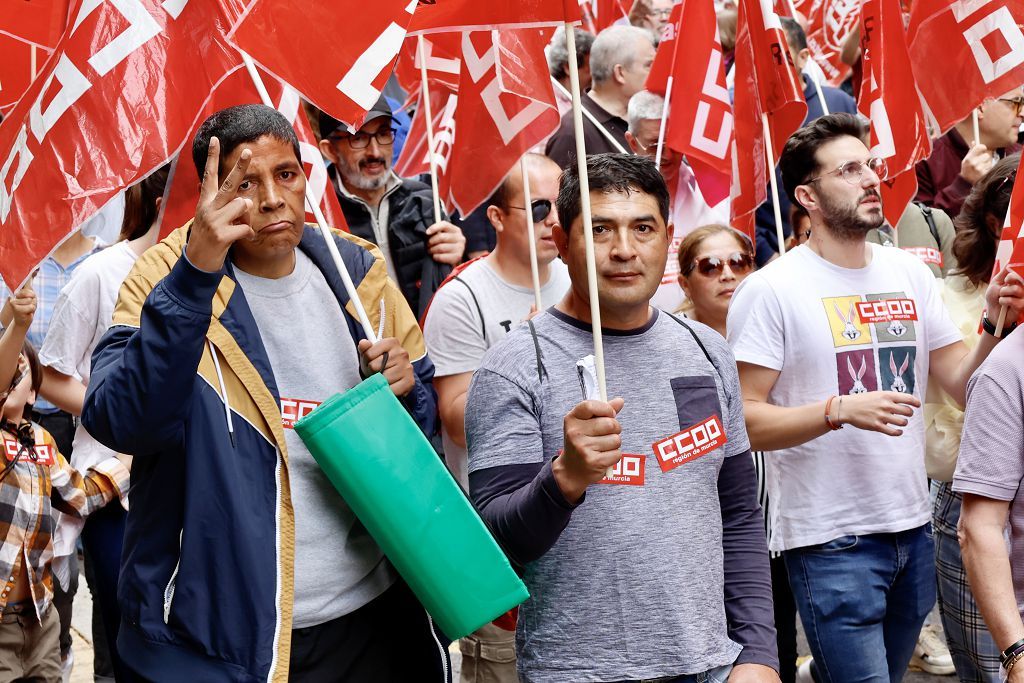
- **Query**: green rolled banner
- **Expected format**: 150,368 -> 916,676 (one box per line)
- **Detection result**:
294,373 -> 529,639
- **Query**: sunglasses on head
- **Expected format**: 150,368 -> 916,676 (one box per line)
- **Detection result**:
508,199 -> 554,224
685,252 -> 755,277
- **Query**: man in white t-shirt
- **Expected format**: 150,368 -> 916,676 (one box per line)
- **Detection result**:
422,153 -> 569,682
727,113 -> 1024,683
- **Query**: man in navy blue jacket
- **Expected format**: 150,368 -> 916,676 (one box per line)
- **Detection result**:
82,105 -> 449,682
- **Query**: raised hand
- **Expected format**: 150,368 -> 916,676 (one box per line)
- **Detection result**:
186,136 -> 257,272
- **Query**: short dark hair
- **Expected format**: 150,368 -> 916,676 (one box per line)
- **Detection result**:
120,163 -> 171,241
780,17 -> 807,53
191,104 -> 300,180
556,153 -> 670,232
780,112 -> 867,207
953,153 -> 1020,286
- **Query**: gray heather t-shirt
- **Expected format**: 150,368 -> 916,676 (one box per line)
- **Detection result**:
466,308 -> 749,681
234,250 -> 394,628
423,258 -> 569,486
953,327 -> 1024,617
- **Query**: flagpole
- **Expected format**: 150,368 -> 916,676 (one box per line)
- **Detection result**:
655,78 -> 671,168
565,23 -> 608,408
972,109 -> 981,146
240,52 -> 377,342
521,156 -> 544,310
418,36 -> 444,226
762,113 -> 787,255
550,77 -> 629,154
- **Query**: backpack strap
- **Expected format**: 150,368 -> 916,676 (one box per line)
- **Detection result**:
452,275 -> 487,342
663,312 -> 723,383
915,202 -> 941,251
525,319 -> 548,384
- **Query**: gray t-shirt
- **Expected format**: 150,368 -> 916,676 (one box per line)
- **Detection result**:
466,308 -> 749,681
953,327 -> 1024,617
234,250 -> 394,628
423,258 -> 569,485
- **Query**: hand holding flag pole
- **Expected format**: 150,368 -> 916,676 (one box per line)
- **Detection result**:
241,51 -> 378,343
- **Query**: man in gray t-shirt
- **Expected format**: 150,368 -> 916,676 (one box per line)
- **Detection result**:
955,325 -> 1024,682
466,154 -> 778,682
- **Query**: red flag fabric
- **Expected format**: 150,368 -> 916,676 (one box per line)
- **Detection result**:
646,0 -> 735,207
396,29 -> 561,217
579,0 -> 630,34
730,0 -> 808,239
804,0 -> 861,85
0,0 -> 244,290
0,37 -> 41,114
229,0 -> 418,132
907,0 -> 1024,134
407,0 -> 579,35
857,0 -> 931,227
161,67 -> 348,237
394,32 -> 462,100
993,155 -> 1024,280
0,0 -> 71,114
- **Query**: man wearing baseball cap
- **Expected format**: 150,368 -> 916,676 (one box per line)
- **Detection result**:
319,96 -> 466,316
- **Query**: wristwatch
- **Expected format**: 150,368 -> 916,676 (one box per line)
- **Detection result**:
982,315 -> 1019,338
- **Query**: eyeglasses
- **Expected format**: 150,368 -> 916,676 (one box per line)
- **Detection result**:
508,199 -> 554,224
806,157 -> 888,186
684,251 -> 755,277
329,128 -> 397,150
998,96 -> 1024,117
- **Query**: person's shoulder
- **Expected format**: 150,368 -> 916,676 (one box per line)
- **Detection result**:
660,313 -> 733,358
423,263 -> 487,321
70,242 -> 133,283
872,240 -> 934,275
397,175 -> 432,197
974,329 -> 1024,387
476,312 -> 554,382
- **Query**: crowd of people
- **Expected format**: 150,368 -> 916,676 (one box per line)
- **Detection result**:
1,3 -> 1024,683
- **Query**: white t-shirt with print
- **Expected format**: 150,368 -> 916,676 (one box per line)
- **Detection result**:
727,243 -> 963,551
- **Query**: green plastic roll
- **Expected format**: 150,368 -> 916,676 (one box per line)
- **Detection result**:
294,373 -> 529,639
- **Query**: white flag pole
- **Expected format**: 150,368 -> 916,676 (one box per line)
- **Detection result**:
521,156 -> 544,310
762,113 -> 787,255
551,77 -> 629,154
418,36 -> 444,226
655,77 -> 672,168
240,52 -> 377,342
972,109 -> 981,146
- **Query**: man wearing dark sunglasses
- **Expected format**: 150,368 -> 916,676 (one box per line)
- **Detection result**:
318,96 -> 466,316
916,87 -> 1023,218
730,113 -> 1024,683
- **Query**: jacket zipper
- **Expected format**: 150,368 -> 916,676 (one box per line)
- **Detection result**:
163,531 -> 183,624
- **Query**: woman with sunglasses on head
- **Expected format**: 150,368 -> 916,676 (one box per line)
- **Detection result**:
676,225 -> 755,338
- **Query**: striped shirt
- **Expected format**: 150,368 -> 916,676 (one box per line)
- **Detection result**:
0,422 -> 128,621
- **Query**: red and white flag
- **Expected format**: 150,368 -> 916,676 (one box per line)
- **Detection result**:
0,0 -> 72,113
803,0 -> 861,85
0,0 -> 245,290
160,67 -> 348,237
407,0 -> 580,35
857,0 -> 930,228
579,0 -> 630,34
646,0 -> 734,207
993,155 -> 1024,280
229,0 -> 419,133
907,0 -> 1024,134
730,0 -> 808,240
396,29 -> 561,217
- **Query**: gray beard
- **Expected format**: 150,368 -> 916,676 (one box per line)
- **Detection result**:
818,191 -> 884,241
338,157 -> 390,192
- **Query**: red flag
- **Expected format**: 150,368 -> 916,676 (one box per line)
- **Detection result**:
229,0 -> 418,132
407,0 -> 579,35
0,37 -> 40,114
0,0 -> 244,290
993,155 -> 1024,280
161,67 -> 348,237
730,0 -> 808,239
857,0 -> 931,227
0,0 -> 71,114
646,0 -> 734,206
396,29 -> 561,217
579,0 -> 630,34
393,32 -> 462,99
907,0 -> 1024,134
804,0 -> 861,85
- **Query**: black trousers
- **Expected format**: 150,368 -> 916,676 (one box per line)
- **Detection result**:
772,554 -> 799,683
289,580 -> 452,682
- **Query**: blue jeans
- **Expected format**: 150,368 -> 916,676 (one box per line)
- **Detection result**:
618,663 -> 733,683
784,525 -> 935,683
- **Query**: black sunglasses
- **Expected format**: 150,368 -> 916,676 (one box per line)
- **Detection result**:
685,252 -> 755,277
508,199 -> 553,224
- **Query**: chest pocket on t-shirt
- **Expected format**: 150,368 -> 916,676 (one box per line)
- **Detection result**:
669,376 -> 723,432
652,376 -> 728,473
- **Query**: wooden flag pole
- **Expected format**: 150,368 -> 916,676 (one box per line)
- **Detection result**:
565,24 -> 608,404
762,112 -> 787,255
972,109 -> 981,146
521,156 -> 544,310
30,46 -> 37,81
241,52 -> 377,342
418,36 -> 444,226
655,78 -> 672,168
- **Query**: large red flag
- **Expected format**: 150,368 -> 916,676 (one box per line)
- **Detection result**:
229,0 -> 419,133
731,0 -> 808,239
0,0 -> 244,290
396,29 -> 561,217
907,0 -> 1024,134
0,0 -> 72,114
407,0 -> 580,35
857,0 -> 930,228
803,0 -> 861,85
646,0 -> 734,207
160,67 -> 348,237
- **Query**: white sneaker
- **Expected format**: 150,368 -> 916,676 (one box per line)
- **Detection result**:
910,624 -> 956,676
60,649 -> 73,683
795,658 -> 815,683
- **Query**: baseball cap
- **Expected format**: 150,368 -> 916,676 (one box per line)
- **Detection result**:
318,95 -> 394,139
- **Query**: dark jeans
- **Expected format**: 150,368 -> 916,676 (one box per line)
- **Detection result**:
289,580 -> 452,682
81,502 -> 127,681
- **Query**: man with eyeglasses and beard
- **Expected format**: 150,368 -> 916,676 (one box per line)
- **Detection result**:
318,96 -> 467,316
728,113 -> 1024,683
